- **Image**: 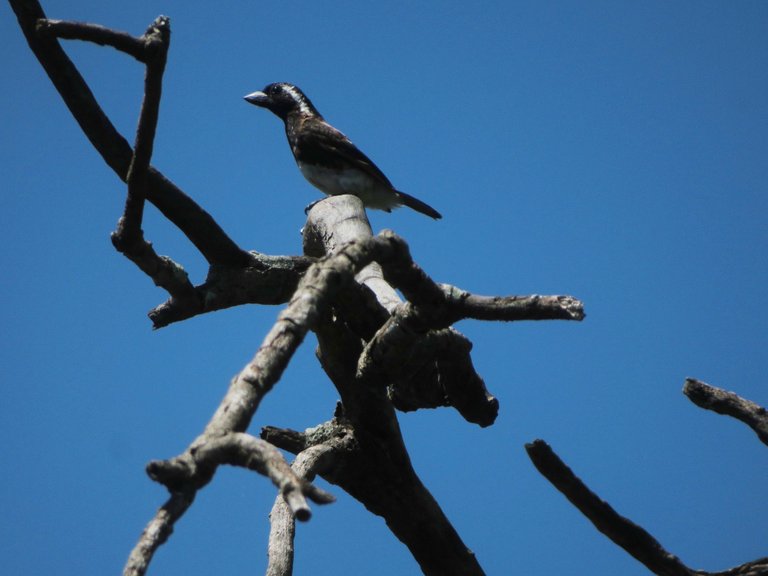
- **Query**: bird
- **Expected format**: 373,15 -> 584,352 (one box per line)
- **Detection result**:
243,82 -> 442,219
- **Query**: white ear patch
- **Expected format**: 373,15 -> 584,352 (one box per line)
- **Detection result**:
281,84 -> 312,115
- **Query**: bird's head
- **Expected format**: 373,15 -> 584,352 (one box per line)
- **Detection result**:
243,82 -> 319,120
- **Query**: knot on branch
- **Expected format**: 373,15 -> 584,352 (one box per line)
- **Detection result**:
554,295 -> 586,321
147,454 -> 210,492
142,16 -> 170,58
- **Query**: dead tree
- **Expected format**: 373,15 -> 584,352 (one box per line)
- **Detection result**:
12,2 -> 762,575
10,3 -> 582,575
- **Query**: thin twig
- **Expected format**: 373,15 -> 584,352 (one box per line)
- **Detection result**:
441,288 -> 586,322
370,229 -> 585,324
113,16 -> 170,248
684,378 -> 768,447
267,445 -> 339,576
87,15 -> 196,301
123,490 -> 195,576
36,18 -> 147,61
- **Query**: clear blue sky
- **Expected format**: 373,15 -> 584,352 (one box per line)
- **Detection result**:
3,1 -> 767,574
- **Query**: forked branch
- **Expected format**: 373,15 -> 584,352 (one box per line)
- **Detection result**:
266,443 -> 350,576
10,0 -> 250,267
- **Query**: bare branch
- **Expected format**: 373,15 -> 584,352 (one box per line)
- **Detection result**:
192,235 -> 393,437
683,378 -> 768,447
403,329 -> 498,427
356,288 -> 581,388
119,247 -> 198,304
267,445 -> 342,576
36,18 -> 148,61
148,253 -> 315,329
266,411 -> 486,576
147,433 -> 333,517
10,0 -> 250,266
267,495 -> 296,576
112,15 -> 170,248
371,228 -> 585,327
349,233 -> 580,423
526,439 -> 768,576
128,433 -> 335,576
84,14 -> 196,302
303,196 -> 580,427
525,439 -> 694,576
262,425 -> 316,454
123,233 -> 402,572
441,287 -> 586,322
294,256 -> 488,576
123,490 -> 195,576
706,559 -> 768,576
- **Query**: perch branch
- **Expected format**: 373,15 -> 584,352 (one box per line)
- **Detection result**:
296,203 -> 494,575
683,378 -> 768,447
303,197 -> 402,312
304,198 -> 492,424
304,196 -> 582,427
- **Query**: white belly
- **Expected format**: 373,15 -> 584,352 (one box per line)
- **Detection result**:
297,161 -> 400,210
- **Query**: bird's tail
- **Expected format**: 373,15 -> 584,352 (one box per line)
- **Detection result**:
396,191 -> 442,220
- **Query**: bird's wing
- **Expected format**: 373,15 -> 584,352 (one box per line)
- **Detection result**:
295,121 -> 394,187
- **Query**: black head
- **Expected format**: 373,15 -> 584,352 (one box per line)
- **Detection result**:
243,82 -> 319,120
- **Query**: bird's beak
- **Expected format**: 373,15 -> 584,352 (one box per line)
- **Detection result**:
243,91 -> 270,107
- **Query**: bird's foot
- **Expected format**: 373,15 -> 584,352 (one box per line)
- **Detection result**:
303,198 -> 323,215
